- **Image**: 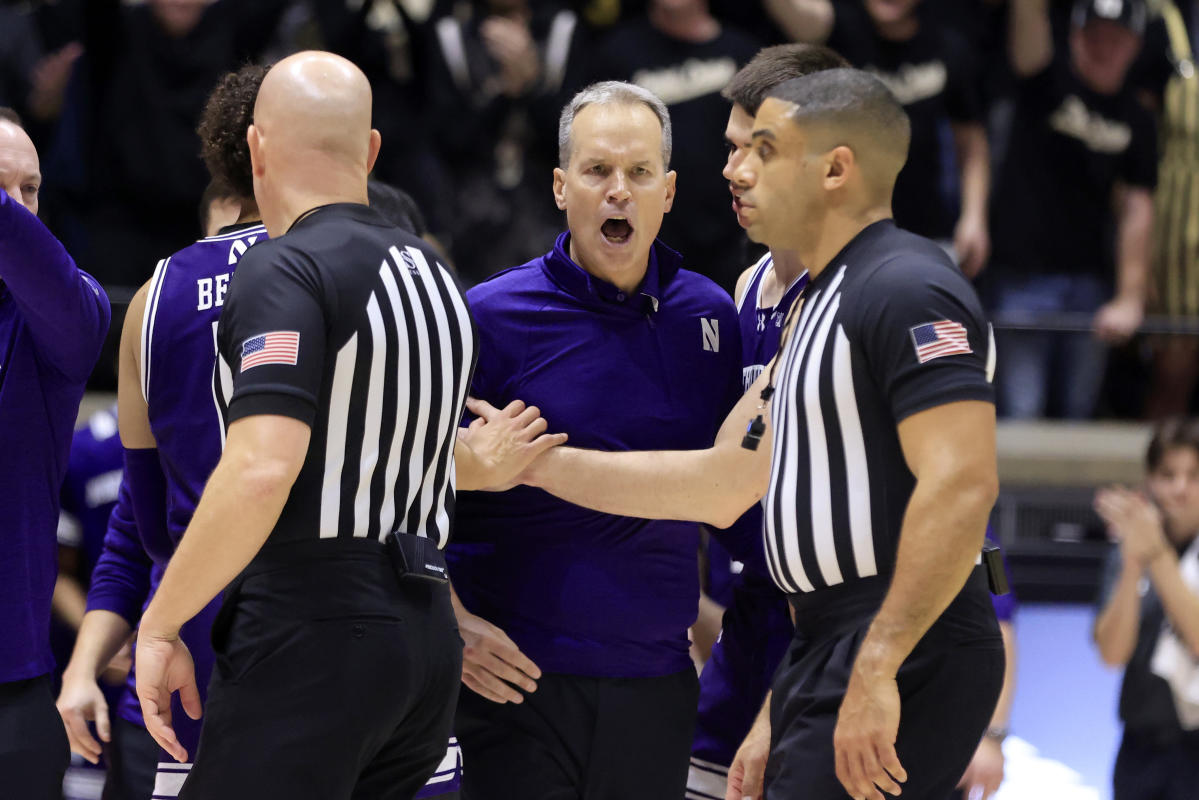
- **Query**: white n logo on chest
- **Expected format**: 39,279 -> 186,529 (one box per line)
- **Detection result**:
701,318 -> 720,352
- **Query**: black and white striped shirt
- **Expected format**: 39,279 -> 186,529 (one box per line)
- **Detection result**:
216,203 -> 476,549
765,220 -> 994,595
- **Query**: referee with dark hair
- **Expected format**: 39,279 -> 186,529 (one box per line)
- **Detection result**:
524,67 -> 1003,800
131,51 -> 476,800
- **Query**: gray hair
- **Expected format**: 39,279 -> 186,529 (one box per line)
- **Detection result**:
557,81 -> 673,169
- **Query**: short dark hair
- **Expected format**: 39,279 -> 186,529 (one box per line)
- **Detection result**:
198,179 -> 237,235
197,63 -> 269,200
722,44 -> 849,116
0,107 -> 22,127
368,180 -> 427,237
1147,417 -> 1199,472
767,69 -> 911,185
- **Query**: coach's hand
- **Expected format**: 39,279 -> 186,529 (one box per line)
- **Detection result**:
454,602 -> 541,704
726,696 -> 771,800
135,631 -> 202,763
461,397 -> 567,491
834,663 -> 907,800
56,669 -> 111,764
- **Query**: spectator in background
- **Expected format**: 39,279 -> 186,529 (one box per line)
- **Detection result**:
1133,1 -> 1199,418
78,0 -> 293,291
427,0 -> 587,282
312,0 -> 457,242
1094,417 -> 1199,800
991,0 -> 1155,419
590,0 -> 760,292
755,0 -> 993,276
0,4 -> 42,123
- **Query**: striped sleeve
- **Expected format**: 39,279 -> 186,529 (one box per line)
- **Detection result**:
217,242 -> 328,425
855,256 -> 994,422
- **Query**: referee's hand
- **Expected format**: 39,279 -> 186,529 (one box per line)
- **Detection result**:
834,664 -> 907,800
134,632 -> 203,763
454,605 -> 541,704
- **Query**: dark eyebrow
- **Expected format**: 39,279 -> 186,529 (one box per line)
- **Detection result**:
751,129 -> 776,141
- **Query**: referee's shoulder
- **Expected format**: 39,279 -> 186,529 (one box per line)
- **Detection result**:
858,230 -> 978,301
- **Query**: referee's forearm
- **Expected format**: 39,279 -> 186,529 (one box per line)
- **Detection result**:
856,475 -> 994,676
141,444 -> 294,634
529,445 -> 760,528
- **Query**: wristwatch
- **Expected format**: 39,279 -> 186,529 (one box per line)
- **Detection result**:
984,726 -> 1008,743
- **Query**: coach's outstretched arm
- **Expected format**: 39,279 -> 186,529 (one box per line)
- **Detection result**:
519,365 -> 774,528
833,399 -> 998,800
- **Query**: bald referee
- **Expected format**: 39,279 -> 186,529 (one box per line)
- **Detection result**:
523,68 -> 1003,800
132,52 -> 476,800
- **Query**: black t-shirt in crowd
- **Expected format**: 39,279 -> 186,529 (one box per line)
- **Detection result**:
589,19 -> 761,293
990,56 -> 1158,281
828,2 -> 983,241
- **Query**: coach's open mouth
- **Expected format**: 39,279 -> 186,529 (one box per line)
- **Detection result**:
601,217 -> 633,244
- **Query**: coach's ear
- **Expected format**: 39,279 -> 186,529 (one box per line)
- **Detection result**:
553,167 -> 567,211
248,124 -> 265,178
367,128 -> 382,175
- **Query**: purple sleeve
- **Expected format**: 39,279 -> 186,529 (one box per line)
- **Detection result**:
86,480 -> 153,626
0,189 -> 111,380
123,448 -> 172,564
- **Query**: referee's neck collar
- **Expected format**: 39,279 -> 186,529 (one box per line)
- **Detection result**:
809,218 -> 896,285
287,202 -> 379,233
543,231 -> 680,312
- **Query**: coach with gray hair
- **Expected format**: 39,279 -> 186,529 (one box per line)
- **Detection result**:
445,80 -> 742,799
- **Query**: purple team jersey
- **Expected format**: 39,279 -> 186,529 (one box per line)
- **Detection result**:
0,189 -> 110,683
688,253 -> 807,799
110,223 -> 460,796
450,233 -> 743,679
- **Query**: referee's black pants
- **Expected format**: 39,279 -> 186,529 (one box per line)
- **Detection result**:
766,569 -> 1004,800
180,540 -> 462,800
456,667 -> 699,800
0,673 -> 70,799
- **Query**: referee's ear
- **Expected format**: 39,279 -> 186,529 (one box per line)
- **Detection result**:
366,129 -> 382,174
247,124 -> 265,179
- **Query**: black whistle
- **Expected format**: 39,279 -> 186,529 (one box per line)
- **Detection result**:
741,415 -> 767,450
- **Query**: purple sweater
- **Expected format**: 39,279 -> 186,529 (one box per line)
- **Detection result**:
0,189 -> 110,683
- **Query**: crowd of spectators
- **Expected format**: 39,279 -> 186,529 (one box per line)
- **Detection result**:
1,0 -> 1197,419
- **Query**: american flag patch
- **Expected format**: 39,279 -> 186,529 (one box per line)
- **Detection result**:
240,331 -> 300,372
910,320 -> 972,364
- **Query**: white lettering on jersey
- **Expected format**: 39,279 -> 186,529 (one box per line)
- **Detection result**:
743,364 -> 764,393
228,235 -> 259,265
196,273 -> 232,311
701,318 -> 720,352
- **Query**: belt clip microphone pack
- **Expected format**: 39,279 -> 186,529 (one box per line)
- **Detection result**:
385,531 -> 450,585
